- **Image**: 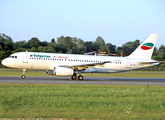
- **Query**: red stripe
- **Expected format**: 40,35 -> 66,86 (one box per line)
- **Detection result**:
141,46 -> 152,50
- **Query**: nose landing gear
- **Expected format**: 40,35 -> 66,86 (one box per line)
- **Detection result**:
21,69 -> 26,79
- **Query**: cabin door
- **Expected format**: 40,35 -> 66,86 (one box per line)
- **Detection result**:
23,53 -> 28,63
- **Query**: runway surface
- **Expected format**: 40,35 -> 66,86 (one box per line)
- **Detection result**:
0,76 -> 165,86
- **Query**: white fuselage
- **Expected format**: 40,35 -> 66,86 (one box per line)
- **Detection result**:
2,52 -> 158,73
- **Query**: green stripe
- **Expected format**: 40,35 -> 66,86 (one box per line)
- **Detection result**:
143,43 -> 154,47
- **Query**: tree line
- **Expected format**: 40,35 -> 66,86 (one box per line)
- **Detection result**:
0,33 -> 165,68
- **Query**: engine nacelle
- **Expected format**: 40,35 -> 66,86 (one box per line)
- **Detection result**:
46,67 -> 74,76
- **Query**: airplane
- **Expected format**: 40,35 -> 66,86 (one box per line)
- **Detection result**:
1,34 -> 159,80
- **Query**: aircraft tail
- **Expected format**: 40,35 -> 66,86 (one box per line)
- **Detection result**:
127,34 -> 158,59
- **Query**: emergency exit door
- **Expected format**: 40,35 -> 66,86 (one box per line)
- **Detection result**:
126,59 -> 131,68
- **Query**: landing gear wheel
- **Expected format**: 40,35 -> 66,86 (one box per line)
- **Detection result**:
21,75 -> 26,79
71,75 -> 77,80
78,75 -> 84,81
71,73 -> 77,80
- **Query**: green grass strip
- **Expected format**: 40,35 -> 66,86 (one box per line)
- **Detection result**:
0,84 -> 165,119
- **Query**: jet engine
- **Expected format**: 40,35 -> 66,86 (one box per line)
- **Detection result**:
45,67 -> 74,76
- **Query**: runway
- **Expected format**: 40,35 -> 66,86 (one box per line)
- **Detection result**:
0,76 -> 165,86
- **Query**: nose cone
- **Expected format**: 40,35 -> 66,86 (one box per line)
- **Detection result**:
2,58 -> 11,67
2,59 -> 8,67
2,58 -> 15,68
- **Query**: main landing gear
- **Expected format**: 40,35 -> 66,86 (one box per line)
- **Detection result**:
71,73 -> 84,81
21,69 -> 26,79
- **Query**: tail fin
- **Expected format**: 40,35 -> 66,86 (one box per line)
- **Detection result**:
127,34 -> 158,59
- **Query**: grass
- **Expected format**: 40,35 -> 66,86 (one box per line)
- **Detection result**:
0,68 -> 165,78
0,84 -> 165,119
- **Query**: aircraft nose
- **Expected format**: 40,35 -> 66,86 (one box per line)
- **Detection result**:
2,59 -> 8,66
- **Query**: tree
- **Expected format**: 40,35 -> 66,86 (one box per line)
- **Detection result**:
84,41 -> 94,52
65,36 -> 75,49
0,33 -> 14,51
14,40 -> 27,50
40,41 -> 48,47
54,44 -> 68,53
71,46 -> 79,54
117,40 -> 140,56
14,47 -> 26,52
77,39 -> 84,48
72,37 -> 77,45
47,43 -> 55,53
95,36 -> 105,46
159,45 -> 165,52
94,36 -> 108,53
106,43 -> 116,54
29,47 -> 38,52
51,38 -> 55,43
57,36 -> 65,45
27,37 -> 40,49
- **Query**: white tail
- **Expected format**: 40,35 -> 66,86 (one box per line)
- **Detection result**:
127,34 -> 158,59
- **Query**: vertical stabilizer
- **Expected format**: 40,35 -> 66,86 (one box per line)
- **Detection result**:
127,34 -> 158,59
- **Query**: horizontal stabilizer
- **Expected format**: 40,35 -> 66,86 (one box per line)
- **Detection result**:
139,61 -> 159,66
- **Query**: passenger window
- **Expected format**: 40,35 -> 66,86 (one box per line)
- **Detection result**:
15,56 -> 17,58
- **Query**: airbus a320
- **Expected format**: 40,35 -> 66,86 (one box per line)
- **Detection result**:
2,34 -> 159,80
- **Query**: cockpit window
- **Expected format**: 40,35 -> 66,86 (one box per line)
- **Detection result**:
8,56 -> 17,59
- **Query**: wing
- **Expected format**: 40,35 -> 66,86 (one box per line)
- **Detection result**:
59,61 -> 111,70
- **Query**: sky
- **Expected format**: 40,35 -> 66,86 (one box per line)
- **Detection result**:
0,0 -> 165,48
